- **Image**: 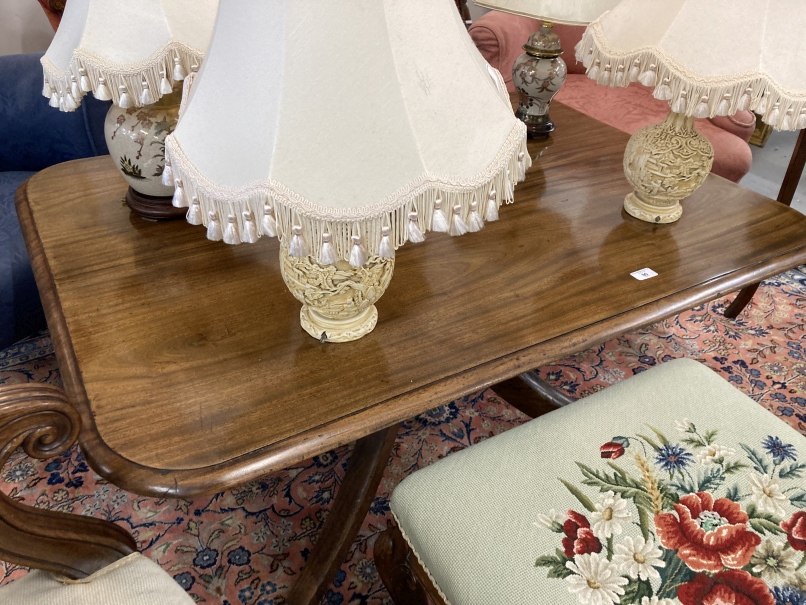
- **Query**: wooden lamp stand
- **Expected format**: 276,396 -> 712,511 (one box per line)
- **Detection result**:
124,188 -> 186,221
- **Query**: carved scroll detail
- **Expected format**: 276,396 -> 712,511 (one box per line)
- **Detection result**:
0,384 -> 136,579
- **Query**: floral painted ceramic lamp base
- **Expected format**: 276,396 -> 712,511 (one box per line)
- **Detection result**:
103,89 -> 185,221
513,22 -> 567,138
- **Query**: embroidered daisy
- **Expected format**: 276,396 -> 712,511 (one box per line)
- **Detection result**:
590,492 -> 632,540
751,540 -> 799,582
695,443 -> 736,466
748,473 -> 790,517
565,552 -> 628,605
640,598 -> 677,605
534,508 -> 564,531
613,536 -> 665,581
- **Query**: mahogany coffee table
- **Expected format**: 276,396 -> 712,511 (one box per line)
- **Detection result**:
14,103 -> 806,603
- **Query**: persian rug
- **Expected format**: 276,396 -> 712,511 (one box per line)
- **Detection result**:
2,269 -> 806,605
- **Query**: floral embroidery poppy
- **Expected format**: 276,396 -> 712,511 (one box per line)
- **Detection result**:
678,570 -> 774,605
654,492 -> 761,572
781,511 -> 806,551
562,511 -> 602,558
600,442 -> 625,460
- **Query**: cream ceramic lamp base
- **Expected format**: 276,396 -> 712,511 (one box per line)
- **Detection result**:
623,109 -> 714,223
279,247 -> 395,342
104,89 -> 185,221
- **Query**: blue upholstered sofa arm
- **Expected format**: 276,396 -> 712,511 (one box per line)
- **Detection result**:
0,53 -> 110,348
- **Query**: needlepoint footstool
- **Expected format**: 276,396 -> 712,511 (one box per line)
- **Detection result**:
376,358 -> 806,605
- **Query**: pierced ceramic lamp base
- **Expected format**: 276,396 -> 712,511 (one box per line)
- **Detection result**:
104,89 -> 183,221
279,246 -> 395,343
623,110 -> 714,224
513,22 -> 567,138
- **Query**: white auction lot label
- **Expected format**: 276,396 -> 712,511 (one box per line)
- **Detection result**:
630,268 -> 658,280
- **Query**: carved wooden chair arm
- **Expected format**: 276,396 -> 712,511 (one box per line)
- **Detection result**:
0,383 -> 136,580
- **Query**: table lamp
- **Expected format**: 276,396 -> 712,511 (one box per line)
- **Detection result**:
577,0 -> 806,223
473,0 -> 620,137
165,0 -> 530,343
41,0 -> 218,220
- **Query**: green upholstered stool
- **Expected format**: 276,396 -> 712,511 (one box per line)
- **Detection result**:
377,359 -> 806,605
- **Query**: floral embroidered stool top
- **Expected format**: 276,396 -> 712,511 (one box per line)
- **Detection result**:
389,359 -> 806,605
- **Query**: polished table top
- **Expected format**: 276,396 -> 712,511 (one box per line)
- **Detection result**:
17,103 -> 806,498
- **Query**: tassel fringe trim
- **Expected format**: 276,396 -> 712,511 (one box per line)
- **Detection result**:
164,121 -> 530,265
178,71 -> 197,119
40,41 -> 204,112
577,22 -> 806,131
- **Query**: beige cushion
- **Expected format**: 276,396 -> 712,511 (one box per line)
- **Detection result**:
0,553 -> 194,605
391,358 -> 806,605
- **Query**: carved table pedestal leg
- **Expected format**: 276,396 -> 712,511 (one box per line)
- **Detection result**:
286,424 -> 399,605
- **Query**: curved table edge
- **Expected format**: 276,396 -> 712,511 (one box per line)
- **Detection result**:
17,169 -> 806,497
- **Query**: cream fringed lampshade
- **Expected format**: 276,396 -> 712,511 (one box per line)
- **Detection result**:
40,0 -> 219,218
576,0 -> 806,130
41,0 -> 218,111
167,0 -> 529,259
165,0 -> 530,342
575,0 -> 806,225
473,0 -> 620,25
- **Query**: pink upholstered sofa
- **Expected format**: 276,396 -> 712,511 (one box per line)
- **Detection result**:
469,12 -> 755,183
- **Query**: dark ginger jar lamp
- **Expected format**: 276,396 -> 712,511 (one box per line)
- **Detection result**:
474,0 -> 621,138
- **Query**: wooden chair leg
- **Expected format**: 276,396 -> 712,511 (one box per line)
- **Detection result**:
0,384 -> 136,579
492,371 -> 575,419
723,282 -> 761,319
778,129 -> 806,208
287,424 -> 399,605
376,525 -> 447,605
726,129 -> 806,319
